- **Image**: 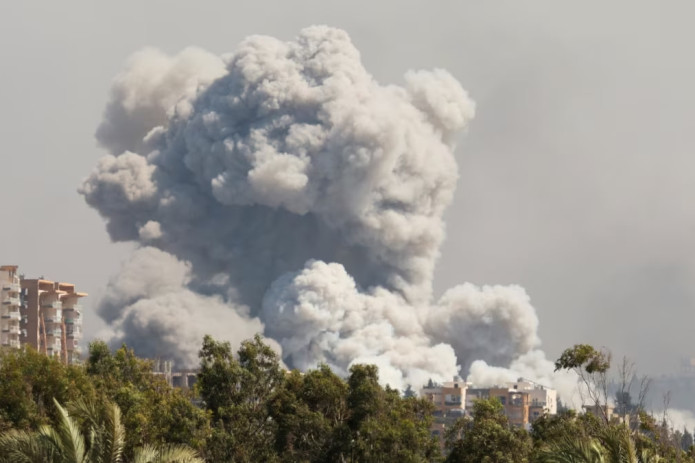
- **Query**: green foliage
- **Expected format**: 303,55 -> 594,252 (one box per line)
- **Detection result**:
85,341 -> 209,458
197,334 -> 284,463
0,397 -> 203,463
535,344 -> 695,463
535,435 -> 607,463
269,365 -> 349,461
5,338 -> 695,463
343,365 -> 440,463
444,398 -> 531,463
197,340 -> 438,462
682,428 -> 694,451
0,346 -> 96,432
554,344 -> 610,374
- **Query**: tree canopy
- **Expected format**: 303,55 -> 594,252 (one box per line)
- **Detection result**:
2,339 -> 695,462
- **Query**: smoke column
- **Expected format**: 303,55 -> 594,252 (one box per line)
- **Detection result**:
82,26 -> 565,392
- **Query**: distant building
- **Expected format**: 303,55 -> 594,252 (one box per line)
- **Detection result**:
421,378 -> 467,418
152,359 -> 198,389
512,379 -> 557,421
0,265 -> 86,365
0,266 -> 22,350
422,377 -> 557,439
582,404 -> 617,421
488,386 -> 530,428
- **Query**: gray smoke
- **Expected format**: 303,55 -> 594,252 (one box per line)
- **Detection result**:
82,26 -> 562,390
97,247 -> 262,367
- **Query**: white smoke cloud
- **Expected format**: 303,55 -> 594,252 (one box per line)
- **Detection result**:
662,408 -> 695,434
426,283 -> 541,370
138,220 -> 163,242
82,25 -> 571,393
95,47 -> 226,156
262,259 -> 459,388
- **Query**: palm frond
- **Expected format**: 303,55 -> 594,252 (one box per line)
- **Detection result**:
598,425 -> 637,463
0,430 -> 50,463
38,398 -> 87,463
536,435 -> 607,463
132,444 -> 204,463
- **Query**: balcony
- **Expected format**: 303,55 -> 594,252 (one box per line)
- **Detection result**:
2,283 -> 20,292
1,311 -> 20,321
66,329 -> 82,339
45,329 -> 62,338
43,316 -> 61,324
41,301 -> 62,309
1,339 -> 20,349
2,297 -> 20,306
63,305 -> 81,315
2,325 -> 20,335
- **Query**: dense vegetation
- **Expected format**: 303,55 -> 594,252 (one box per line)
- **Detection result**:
0,338 -> 693,462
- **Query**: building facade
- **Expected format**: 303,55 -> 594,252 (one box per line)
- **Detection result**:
0,265 -> 86,364
422,377 -> 558,438
0,266 -> 22,349
421,378 -> 467,417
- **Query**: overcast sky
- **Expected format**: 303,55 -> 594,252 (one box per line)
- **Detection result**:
1,1 -> 693,376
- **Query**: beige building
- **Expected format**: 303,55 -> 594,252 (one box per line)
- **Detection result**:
488,387 -> 530,428
0,265 -> 87,365
21,278 -> 87,364
0,266 -> 22,349
423,377 -> 558,435
421,378 -> 467,417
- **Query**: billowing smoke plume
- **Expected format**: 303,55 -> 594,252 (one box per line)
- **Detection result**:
97,247 -> 263,367
82,26 -> 562,391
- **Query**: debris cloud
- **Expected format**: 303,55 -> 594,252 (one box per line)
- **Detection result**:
82,25 -> 560,391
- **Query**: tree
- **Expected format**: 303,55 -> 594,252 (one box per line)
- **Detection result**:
555,344 -> 611,422
197,334 -> 284,462
535,435 -> 607,463
131,444 -> 204,463
339,364 -> 440,463
0,398 -> 203,463
0,346 -> 96,432
445,398 -> 531,463
614,356 -> 651,430
682,428 -> 694,451
83,341 -> 210,458
269,365 -> 349,462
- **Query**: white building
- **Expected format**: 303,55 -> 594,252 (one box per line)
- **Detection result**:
511,378 -> 558,419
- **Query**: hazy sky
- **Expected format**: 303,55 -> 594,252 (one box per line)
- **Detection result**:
1,1 -> 694,376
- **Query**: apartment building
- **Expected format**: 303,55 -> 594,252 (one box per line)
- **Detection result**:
513,379 -> 557,421
21,278 -> 87,364
422,377 -> 557,437
152,359 -> 199,389
0,265 -> 86,365
421,378 -> 467,417
0,266 -> 22,350
488,386 -> 531,428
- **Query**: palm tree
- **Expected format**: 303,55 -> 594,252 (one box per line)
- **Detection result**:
0,399 -> 203,463
597,425 -> 637,463
535,424 -> 665,463
0,399 -> 87,463
67,398 -> 125,463
0,429 -> 53,463
132,444 -> 204,463
536,435 -> 607,463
